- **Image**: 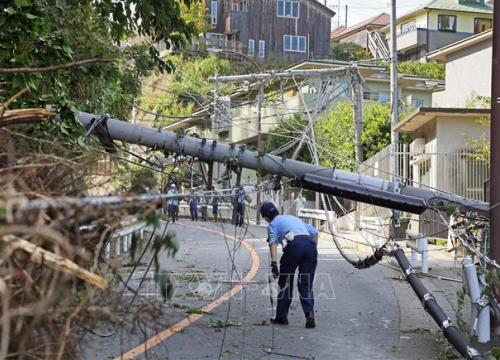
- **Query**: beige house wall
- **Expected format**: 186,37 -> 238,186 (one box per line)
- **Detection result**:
432,39 -> 492,107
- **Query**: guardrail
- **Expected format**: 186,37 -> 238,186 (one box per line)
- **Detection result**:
298,208 -> 336,233
104,221 -> 147,259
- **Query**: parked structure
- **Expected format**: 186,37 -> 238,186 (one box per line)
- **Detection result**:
379,0 -> 493,61
204,0 -> 335,61
331,13 -> 391,60
428,29 -> 492,107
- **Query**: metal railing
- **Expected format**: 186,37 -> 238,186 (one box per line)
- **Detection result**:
368,31 -> 390,61
359,142 -> 490,237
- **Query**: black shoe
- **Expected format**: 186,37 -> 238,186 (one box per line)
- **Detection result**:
270,317 -> 288,325
305,315 -> 315,328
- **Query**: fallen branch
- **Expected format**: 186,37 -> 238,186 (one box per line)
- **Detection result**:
0,108 -> 56,127
0,58 -> 114,73
1,234 -> 107,290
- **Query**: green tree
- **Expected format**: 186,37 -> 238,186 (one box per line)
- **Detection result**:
331,42 -> 369,61
139,54 -> 234,128
0,0 -> 201,194
262,114 -> 311,163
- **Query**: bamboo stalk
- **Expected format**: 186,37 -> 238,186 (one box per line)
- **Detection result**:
1,235 -> 107,290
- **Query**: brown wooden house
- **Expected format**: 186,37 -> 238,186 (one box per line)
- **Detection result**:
204,0 -> 335,62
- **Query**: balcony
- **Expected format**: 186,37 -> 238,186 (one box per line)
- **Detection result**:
396,28 -> 427,51
225,10 -> 248,34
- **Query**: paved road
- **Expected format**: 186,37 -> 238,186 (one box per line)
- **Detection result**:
84,220 -> 453,360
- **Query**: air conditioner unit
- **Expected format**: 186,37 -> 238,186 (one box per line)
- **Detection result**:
410,138 -> 425,155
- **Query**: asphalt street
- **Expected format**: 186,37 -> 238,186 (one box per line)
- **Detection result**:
83,220 -> 455,360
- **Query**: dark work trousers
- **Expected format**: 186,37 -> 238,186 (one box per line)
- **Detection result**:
276,235 -> 318,319
190,206 -> 198,221
168,204 -> 178,223
236,203 -> 245,227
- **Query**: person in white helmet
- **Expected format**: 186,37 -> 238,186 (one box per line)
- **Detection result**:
166,184 -> 179,223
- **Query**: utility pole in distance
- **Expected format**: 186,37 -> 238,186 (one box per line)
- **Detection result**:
390,0 -> 399,178
490,0 -> 500,334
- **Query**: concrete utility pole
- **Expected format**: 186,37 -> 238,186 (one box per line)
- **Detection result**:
256,84 -> 264,224
345,5 -> 348,28
351,68 -> 364,164
390,0 -> 399,178
78,112 -> 488,215
490,0 -> 500,333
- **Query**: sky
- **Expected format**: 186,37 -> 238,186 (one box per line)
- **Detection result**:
326,0 -> 428,28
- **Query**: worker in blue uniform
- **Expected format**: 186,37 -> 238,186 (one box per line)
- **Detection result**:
260,202 -> 318,328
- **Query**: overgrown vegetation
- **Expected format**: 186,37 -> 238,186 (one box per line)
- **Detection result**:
384,60 -> 445,80
331,42 -> 369,62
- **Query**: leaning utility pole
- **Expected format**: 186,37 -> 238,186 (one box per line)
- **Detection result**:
78,112 -> 488,216
490,0 -> 500,333
390,0 -> 399,178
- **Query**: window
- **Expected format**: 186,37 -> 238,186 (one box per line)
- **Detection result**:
248,39 -> 255,56
438,15 -> 457,32
240,0 -> 248,12
474,18 -> 492,33
378,91 -> 390,104
283,35 -> 307,52
411,98 -> 424,108
211,1 -> 218,25
258,40 -> 265,58
277,0 -> 299,18
231,0 -> 239,11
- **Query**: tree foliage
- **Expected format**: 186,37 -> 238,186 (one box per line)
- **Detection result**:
331,42 -> 369,62
139,55 -> 235,128
263,101 -> 410,171
262,114 -> 311,163
382,60 -> 445,80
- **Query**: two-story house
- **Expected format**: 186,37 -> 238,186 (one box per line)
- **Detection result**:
380,0 -> 493,61
331,13 -> 391,60
205,0 -> 335,61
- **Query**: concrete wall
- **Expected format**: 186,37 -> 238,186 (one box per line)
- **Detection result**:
433,39 -> 492,107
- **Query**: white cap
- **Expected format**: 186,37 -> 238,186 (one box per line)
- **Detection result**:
170,184 -> 176,189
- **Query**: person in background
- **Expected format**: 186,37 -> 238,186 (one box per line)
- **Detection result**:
236,185 -> 247,227
211,187 -> 219,222
294,192 -> 307,216
260,202 -> 318,329
200,190 -> 208,221
166,184 -> 179,223
188,190 -> 198,221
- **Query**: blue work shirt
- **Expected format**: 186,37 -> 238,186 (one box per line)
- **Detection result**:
267,215 -> 317,245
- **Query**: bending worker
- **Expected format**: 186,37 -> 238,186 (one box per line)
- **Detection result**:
260,202 -> 318,329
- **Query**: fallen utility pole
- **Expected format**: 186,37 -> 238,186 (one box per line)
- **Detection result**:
78,112 -> 488,215
392,245 -> 483,360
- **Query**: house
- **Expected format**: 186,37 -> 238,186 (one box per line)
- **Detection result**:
163,59 -> 445,146
428,29 -> 492,107
204,0 -> 335,61
331,13 -> 391,60
360,27 -> 493,237
379,0 -> 493,61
